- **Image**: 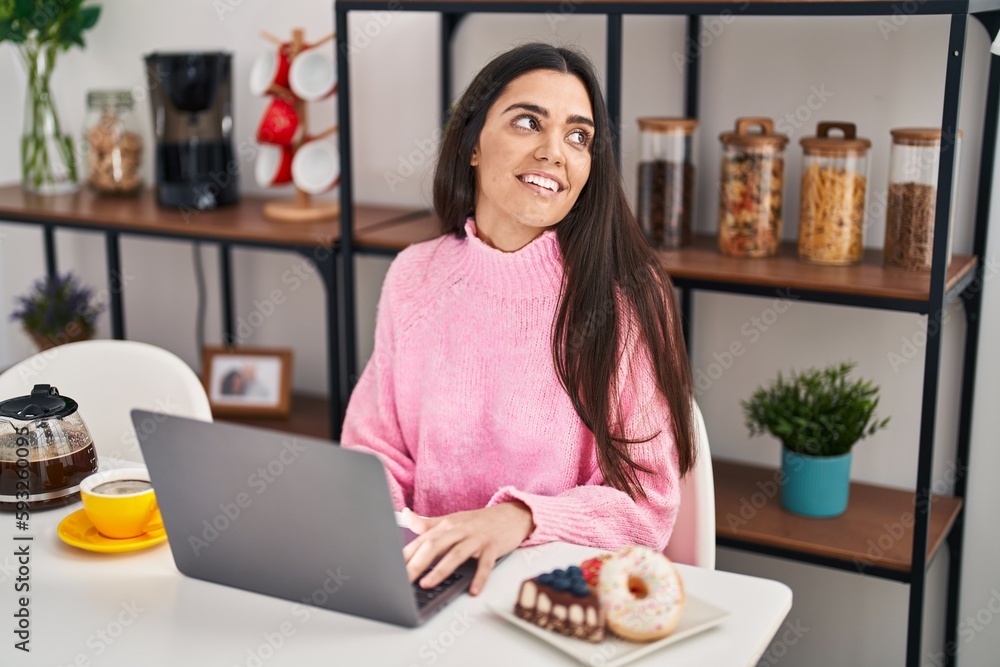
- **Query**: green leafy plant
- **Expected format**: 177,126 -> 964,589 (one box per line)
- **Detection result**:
1,1 -> 102,193
10,273 -> 103,342
0,1 -> 101,49
742,362 -> 890,457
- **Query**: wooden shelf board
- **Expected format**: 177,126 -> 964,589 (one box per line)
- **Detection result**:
714,459 -> 962,574
355,210 -> 443,251
662,234 -> 977,303
0,185 -> 421,248
216,393 -> 332,441
352,213 -> 977,305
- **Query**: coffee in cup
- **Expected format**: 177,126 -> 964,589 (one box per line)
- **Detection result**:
80,467 -> 161,539
92,479 -> 153,495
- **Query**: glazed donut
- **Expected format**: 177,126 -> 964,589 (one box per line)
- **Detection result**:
596,546 -> 685,642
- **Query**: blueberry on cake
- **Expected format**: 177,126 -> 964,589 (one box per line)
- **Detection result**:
514,566 -> 605,642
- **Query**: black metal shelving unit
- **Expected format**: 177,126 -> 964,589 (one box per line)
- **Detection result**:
333,2 -> 1000,664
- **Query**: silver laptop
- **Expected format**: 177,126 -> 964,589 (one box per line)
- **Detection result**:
131,410 -> 477,627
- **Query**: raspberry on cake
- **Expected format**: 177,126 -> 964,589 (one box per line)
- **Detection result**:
514,566 -> 605,642
580,554 -> 612,587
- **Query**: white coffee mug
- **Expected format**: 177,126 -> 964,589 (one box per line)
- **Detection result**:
249,47 -> 291,97
288,49 -> 337,102
291,140 -> 340,194
256,144 -> 293,188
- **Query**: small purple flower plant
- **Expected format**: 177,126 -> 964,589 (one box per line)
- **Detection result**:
10,273 -> 104,339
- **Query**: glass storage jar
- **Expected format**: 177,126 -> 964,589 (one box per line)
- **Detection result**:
83,90 -> 143,196
636,117 -> 698,249
884,128 -> 962,271
798,122 -> 872,265
718,117 -> 788,258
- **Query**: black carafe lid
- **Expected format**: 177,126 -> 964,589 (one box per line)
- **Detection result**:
0,384 -> 79,420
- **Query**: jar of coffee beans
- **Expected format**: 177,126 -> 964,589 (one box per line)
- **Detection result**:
82,90 -> 144,196
718,117 -> 788,258
884,128 -> 962,271
636,118 -> 697,249
798,122 -> 871,265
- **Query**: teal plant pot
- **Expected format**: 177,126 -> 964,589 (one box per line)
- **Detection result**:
781,449 -> 852,518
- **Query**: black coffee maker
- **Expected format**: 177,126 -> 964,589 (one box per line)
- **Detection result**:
145,52 -> 239,210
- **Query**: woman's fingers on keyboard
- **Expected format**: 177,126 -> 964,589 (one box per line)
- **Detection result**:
404,528 -> 462,583
421,541 -> 479,589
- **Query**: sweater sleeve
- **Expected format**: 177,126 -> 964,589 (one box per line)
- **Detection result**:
486,317 -> 682,551
340,263 -> 414,511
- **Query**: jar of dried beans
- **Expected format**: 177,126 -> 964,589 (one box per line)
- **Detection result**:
82,90 -> 144,196
797,122 -> 871,265
718,117 -> 788,258
884,128 -> 962,271
636,117 -> 698,249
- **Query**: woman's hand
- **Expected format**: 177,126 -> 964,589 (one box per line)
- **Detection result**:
403,501 -> 534,596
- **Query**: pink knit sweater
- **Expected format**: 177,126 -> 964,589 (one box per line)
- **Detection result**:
341,219 -> 681,551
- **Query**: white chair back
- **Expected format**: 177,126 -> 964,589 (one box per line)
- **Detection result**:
664,400 -> 716,569
0,340 -> 212,467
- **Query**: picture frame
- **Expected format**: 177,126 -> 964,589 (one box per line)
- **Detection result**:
201,346 -> 293,418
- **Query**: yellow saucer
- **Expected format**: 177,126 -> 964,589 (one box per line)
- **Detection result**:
57,508 -> 167,554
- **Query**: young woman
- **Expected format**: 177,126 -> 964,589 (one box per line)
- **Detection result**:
342,43 -> 695,597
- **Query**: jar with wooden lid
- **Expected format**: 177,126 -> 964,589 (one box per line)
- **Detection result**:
636,117 -> 698,249
798,122 -> 872,265
884,128 -> 962,271
82,90 -> 143,196
718,117 -> 788,258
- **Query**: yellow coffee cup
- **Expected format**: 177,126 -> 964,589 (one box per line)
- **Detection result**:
80,468 -> 161,539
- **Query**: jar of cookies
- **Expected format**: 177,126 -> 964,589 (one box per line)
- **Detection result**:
83,90 -> 143,196
798,122 -> 871,265
636,118 -> 698,249
718,117 -> 788,258
884,128 -> 962,271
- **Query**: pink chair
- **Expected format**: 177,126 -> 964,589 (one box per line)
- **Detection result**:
664,401 -> 716,569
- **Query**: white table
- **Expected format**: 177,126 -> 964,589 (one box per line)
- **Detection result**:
0,504 -> 791,667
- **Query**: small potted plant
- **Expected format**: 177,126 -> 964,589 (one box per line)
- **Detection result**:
10,273 -> 104,351
742,362 -> 890,518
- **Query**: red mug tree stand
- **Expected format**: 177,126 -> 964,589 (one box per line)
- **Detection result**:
252,28 -> 340,224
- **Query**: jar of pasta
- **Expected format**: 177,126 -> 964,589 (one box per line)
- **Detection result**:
718,117 -> 788,258
82,90 -> 144,196
636,117 -> 698,249
798,122 -> 871,265
884,128 -> 962,271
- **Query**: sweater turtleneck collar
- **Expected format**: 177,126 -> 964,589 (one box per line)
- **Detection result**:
461,218 -> 564,297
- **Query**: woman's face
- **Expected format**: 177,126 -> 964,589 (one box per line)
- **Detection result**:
471,70 -> 594,242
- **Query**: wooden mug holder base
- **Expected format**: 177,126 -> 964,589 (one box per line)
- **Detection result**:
263,197 -> 340,224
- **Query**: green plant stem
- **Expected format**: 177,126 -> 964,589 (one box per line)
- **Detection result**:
19,40 -> 77,192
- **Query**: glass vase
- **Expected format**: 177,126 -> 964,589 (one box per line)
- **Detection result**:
19,40 -> 79,195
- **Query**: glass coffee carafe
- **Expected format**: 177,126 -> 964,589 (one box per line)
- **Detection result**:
0,384 -> 99,511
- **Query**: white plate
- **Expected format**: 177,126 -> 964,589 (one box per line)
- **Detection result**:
487,590 -> 729,667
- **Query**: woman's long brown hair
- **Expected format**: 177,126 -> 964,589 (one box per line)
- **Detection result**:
432,43 -> 695,499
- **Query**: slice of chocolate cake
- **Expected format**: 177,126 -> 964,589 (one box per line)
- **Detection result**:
514,566 -> 605,642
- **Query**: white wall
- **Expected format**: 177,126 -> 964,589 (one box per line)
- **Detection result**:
1,3 -> 998,665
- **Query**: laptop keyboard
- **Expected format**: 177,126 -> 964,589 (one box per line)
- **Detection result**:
413,570 -> 465,609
